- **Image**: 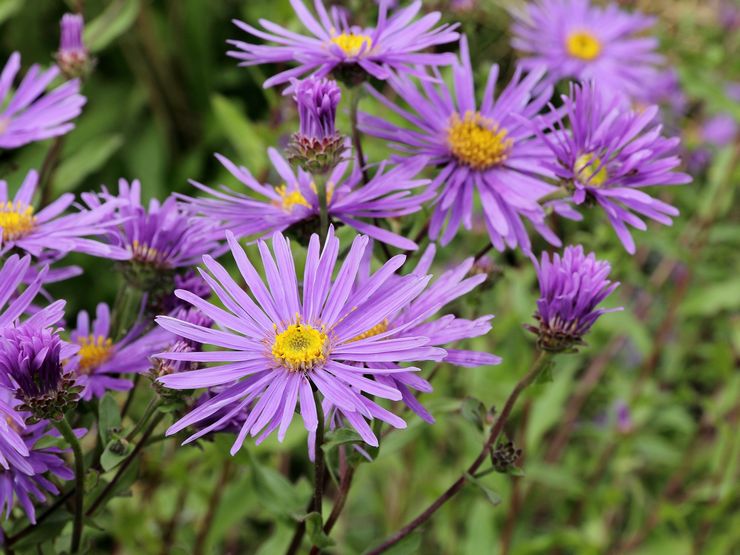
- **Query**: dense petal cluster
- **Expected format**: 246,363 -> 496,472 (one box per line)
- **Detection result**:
181,149 -> 433,250
0,170 -> 127,259
56,13 -> 92,79
361,37 -> 561,251
155,229 -> 452,451
510,0 -> 662,102
535,82 -> 691,253
529,245 -> 620,351
70,303 -> 172,400
0,52 -> 86,149
228,0 -> 460,87
82,179 -> 224,272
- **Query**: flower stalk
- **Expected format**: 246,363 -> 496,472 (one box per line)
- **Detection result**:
53,417 -> 85,554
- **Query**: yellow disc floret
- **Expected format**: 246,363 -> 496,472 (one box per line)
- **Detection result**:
330,33 -> 373,57
575,153 -> 608,187
0,201 -> 36,241
272,320 -> 328,372
448,111 -> 513,170
275,184 -> 311,212
350,319 -> 389,343
77,335 -> 114,374
565,30 -> 602,61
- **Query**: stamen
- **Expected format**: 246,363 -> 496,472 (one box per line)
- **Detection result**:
448,111 -> 512,170
566,31 -> 602,61
272,319 -> 329,372
350,319 -> 389,342
77,335 -> 114,374
330,33 -> 373,57
575,153 -> 608,187
0,201 -> 36,241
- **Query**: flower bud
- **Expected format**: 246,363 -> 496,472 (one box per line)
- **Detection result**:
55,13 -> 94,80
526,245 -> 621,352
287,77 -> 346,174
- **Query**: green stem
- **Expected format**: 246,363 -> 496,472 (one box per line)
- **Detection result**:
315,173 -> 330,244
312,388 -> 326,516
53,418 -> 85,553
538,187 -> 572,205
348,87 -> 369,185
125,398 -> 162,441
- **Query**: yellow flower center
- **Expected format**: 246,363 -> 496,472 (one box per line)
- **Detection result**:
330,33 -> 373,57
575,153 -> 608,187
350,319 -> 389,342
275,183 -> 334,213
448,111 -> 512,170
272,320 -> 328,372
566,31 -> 602,61
77,335 -> 114,374
0,201 -> 36,241
130,240 -> 170,268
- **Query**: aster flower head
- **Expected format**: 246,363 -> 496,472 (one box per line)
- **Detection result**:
360,36 -> 561,251
527,245 -> 621,352
287,77 -> 346,173
325,243 -> 501,425
83,179 -> 224,289
155,228 -> 448,452
0,323 -> 80,422
0,52 -> 86,149
56,13 -> 93,79
228,0 -> 460,88
510,0 -> 662,103
70,303 -> 172,401
182,149 -> 433,250
0,390 -> 78,524
0,169 -> 128,259
535,82 -> 691,253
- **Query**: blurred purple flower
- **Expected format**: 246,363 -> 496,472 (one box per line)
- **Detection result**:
701,114 -> 738,147
56,13 -> 92,79
228,0 -> 459,87
70,303 -> 172,401
536,82 -> 691,253
360,36 -> 562,251
0,170 -> 128,259
155,228 -> 447,452
529,245 -> 621,351
182,149 -> 433,250
511,0 -> 662,103
0,52 -> 86,149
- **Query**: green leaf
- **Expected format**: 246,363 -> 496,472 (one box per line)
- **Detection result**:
460,396 -> 487,432
55,134 -> 124,192
100,439 -> 133,472
211,94 -> 269,172
84,0 -> 142,52
98,393 -> 122,445
245,449 -> 306,518
464,473 -> 503,507
304,512 -> 334,549
0,0 -> 22,25
12,511 -> 71,549
322,428 -> 364,452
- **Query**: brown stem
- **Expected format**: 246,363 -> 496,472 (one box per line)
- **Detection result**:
38,137 -> 65,207
366,351 -> 551,554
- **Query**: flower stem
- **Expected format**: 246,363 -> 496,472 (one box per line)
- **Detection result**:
53,417 -> 85,554
366,350 -> 552,555
348,87 -> 369,185
315,173 -> 330,244
125,397 -> 162,441
312,388 -> 326,516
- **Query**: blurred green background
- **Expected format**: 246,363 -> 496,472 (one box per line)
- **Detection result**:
1,0 -> 738,553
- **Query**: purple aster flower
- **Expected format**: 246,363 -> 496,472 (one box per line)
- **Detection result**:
0,169 -> 128,259
701,114 -> 738,147
70,303 -> 172,401
182,149 -> 433,250
527,245 -> 621,351
83,179 -> 224,275
615,400 -> 633,434
510,0 -> 662,103
228,0 -> 460,88
56,13 -> 93,79
360,36 -> 561,251
0,52 -> 86,149
0,391 -> 78,524
155,228 -> 447,452
534,82 -> 691,253
328,243 -> 500,424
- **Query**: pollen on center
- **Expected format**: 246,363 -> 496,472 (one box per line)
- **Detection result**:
0,201 -> 36,241
77,335 -> 114,374
448,111 -> 513,170
272,320 -> 328,372
565,30 -> 602,61
330,33 -> 373,57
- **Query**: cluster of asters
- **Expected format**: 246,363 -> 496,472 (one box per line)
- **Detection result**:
0,0 -> 688,525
